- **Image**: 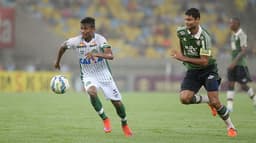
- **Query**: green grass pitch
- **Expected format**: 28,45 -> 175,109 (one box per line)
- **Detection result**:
0,92 -> 255,143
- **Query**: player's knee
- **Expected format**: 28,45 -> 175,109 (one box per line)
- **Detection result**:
209,100 -> 221,109
227,82 -> 235,90
240,84 -> 249,91
180,94 -> 192,104
87,86 -> 97,96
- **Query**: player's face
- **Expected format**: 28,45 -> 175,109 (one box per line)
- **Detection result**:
81,23 -> 95,41
184,15 -> 199,30
229,19 -> 239,31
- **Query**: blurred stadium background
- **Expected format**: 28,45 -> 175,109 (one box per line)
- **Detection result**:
0,0 -> 255,93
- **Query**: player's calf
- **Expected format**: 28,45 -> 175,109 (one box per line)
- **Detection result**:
217,105 -> 229,120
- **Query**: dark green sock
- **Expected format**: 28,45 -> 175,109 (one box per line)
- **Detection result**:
114,102 -> 127,126
90,96 -> 107,120
217,105 -> 229,120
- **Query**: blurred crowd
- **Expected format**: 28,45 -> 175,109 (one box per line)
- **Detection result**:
0,0 -> 255,71
16,0 -> 255,58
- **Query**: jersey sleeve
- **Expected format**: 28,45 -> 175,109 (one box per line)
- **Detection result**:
200,33 -> 212,56
176,26 -> 186,39
61,37 -> 80,49
239,32 -> 247,48
99,36 -> 111,49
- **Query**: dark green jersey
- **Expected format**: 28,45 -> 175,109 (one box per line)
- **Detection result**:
176,26 -> 216,70
230,28 -> 247,66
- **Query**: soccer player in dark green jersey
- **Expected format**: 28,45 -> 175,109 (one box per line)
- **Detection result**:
171,8 -> 237,137
226,17 -> 256,112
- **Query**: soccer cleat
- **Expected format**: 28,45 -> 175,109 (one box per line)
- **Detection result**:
122,124 -> 133,137
227,128 -> 237,137
103,118 -> 112,133
208,104 -> 217,116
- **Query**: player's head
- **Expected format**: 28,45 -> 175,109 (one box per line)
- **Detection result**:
184,8 -> 200,30
80,17 -> 95,41
229,17 -> 240,32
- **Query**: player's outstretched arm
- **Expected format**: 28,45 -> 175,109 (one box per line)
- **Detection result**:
88,48 -> 114,60
54,46 -> 67,70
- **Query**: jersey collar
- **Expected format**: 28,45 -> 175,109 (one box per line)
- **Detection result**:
233,28 -> 242,36
81,34 -> 96,44
187,26 -> 202,39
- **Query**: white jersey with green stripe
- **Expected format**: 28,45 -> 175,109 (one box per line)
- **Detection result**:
63,33 -> 113,82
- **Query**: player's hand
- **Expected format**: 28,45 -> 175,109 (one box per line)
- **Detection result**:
86,52 -> 95,59
170,50 -> 184,61
170,50 -> 177,58
54,62 -> 61,70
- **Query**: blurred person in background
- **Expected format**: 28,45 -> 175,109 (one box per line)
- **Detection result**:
171,8 -> 237,137
54,17 -> 132,137
226,17 -> 256,112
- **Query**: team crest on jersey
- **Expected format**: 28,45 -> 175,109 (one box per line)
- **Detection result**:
179,31 -> 185,36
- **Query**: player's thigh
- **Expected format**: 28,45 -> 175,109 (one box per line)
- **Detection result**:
181,73 -> 202,93
82,78 -> 99,92
227,68 -> 236,82
100,81 -> 122,101
204,77 -> 220,92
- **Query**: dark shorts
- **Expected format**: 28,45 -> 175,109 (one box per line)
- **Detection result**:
227,65 -> 252,84
181,64 -> 221,93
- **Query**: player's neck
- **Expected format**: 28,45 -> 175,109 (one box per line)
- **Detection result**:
83,34 -> 95,42
189,26 -> 199,35
84,37 -> 93,42
232,28 -> 239,33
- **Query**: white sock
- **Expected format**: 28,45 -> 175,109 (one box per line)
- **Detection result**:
247,87 -> 254,96
227,91 -> 235,110
247,88 -> 256,101
98,108 -> 104,115
201,95 -> 209,103
224,117 -> 235,129
195,94 -> 209,103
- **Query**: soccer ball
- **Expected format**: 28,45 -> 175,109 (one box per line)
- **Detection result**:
50,75 -> 70,94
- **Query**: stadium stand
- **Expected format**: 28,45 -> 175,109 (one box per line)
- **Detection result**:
15,0 -> 235,59
0,0 -> 255,91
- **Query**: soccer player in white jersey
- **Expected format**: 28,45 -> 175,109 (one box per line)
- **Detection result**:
54,17 -> 132,137
226,17 -> 256,112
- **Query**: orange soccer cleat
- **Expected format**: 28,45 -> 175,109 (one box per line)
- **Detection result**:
208,104 -> 217,117
103,118 -> 112,133
122,124 -> 133,137
227,128 -> 237,137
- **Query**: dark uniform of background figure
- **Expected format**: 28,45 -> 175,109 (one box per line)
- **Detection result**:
226,17 -> 256,112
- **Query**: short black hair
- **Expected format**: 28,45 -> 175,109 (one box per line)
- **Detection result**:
231,17 -> 240,25
185,8 -> 200,19
80,17 -> 95,28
